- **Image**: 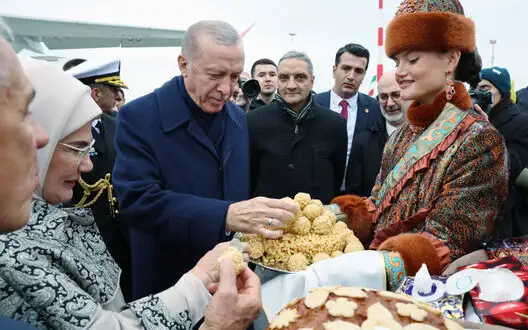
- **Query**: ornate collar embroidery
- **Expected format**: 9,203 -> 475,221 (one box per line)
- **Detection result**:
406,82 -> 472,128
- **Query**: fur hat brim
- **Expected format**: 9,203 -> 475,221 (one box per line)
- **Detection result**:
385,12 -> 475,58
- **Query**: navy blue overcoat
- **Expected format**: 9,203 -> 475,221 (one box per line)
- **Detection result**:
113,76 -> 250,299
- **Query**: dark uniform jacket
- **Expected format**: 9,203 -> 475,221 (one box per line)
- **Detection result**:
247,101 -> 347,204
72,113 -> 132,301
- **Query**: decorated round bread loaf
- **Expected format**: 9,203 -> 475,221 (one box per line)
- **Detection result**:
267,286 -> 463,330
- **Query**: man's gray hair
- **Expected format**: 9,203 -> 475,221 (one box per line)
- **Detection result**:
182,20 -> 241,61
279,51 -> 314,76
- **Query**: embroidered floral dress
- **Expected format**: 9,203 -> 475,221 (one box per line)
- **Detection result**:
0,200 -> 210,330
368,84 -> 509,263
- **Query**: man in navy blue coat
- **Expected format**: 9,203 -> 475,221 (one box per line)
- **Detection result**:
315,43 -> 381,193
0,31 -> 48,329
113,20 -> 298,299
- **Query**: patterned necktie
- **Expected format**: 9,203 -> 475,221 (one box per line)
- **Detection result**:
339,99 -> 348,120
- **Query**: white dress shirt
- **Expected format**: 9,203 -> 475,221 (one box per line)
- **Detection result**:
92,118 -> 102,134
329,90 -> 358,190
386,122 -> 398,137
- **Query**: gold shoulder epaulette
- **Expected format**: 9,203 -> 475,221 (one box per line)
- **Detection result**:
75,173 -> 118,216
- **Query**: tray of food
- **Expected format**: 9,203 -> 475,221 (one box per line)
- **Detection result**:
238,193 -> 364,273
267,285 -> 464,330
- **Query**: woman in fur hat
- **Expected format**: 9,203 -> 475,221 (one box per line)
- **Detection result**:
333,0 -> 509,276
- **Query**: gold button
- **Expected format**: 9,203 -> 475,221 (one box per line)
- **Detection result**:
365,108 -> 369,113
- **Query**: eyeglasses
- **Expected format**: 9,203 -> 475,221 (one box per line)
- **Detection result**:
59,139 -> 95,165
378,91 -> 401,102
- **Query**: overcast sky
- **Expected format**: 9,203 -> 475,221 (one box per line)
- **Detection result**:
2,0 -> 527,100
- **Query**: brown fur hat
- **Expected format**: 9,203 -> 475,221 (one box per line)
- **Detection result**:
386,0 -> 476,58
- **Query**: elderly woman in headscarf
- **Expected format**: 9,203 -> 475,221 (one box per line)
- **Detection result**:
0,57 -> 261,330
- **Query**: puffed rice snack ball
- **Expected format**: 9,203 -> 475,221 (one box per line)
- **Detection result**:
334,221 -> 348,232
217,247 -> 245,275
344,236 -> 365,253
288,253 -> 309,271
294,193 -> 311,209
323,209 -> 337,224
312,215 -> 333,235
308,199 -> 323,208
291,216 -> 311,235
302,204 -> 324,220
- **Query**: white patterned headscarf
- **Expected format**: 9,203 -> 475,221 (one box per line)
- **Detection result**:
18,56 -> 101,199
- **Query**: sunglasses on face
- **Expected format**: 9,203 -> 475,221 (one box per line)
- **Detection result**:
59,139 -> 96,165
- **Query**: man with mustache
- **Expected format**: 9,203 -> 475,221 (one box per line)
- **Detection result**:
247,51 -> 347,204
346,70 -> 410,196
0,22 -> 49,329
315,43 -> 381,193
112,20 -> 298,300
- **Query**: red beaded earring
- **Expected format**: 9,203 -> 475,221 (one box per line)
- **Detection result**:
445,71 -> 455,101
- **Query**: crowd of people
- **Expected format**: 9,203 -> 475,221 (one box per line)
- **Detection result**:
0,0 -> 528,329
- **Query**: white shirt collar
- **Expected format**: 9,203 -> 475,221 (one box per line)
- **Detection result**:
386,121 -> 398,137
92,118 -> 102,133
330,89 -> 358,107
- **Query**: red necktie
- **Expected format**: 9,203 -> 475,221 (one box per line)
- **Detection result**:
339,99 -> 348,120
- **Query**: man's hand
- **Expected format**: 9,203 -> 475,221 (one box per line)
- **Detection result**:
200,259 -> 262,330
226,196 -> 299,238
190,242 -> 249,288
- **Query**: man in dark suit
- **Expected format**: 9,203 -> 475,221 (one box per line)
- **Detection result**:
315,43 -> 381,193
248,51 -> 348,204
67,59 -> 133,302
112,20 -> 298,300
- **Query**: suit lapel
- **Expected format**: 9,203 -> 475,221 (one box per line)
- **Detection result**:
157,76 -> 220,161
220,113 -> 238,200
354,94 -> 369,138
322,91 -> 331,108
187,120 -> 219,161
92,124 -> 107,156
